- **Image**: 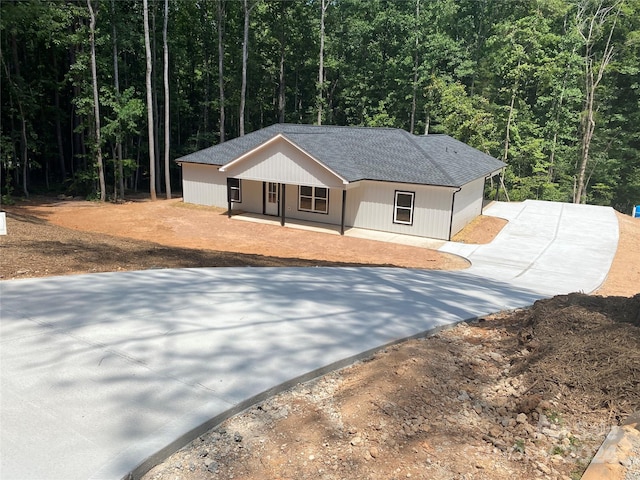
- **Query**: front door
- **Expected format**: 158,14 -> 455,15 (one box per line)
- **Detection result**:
265,182 -> 279,216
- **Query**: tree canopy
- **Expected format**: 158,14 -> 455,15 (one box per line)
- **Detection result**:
1,0 -> 638,211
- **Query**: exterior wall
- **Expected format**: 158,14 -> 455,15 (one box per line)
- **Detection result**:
222,138 -> 345,188
182,163 -> 228,207
182,163 -> 484,240
345,180 -> 455,240
280,184 -> 344,225
450,177 -> 485,237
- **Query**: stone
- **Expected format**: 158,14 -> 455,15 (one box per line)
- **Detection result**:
351,436 -> 362,446
369,446 -> 379,458
516,413 -> 528,424
536,461 -> 551,474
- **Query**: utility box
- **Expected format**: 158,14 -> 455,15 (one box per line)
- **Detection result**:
634,205 -> 640,218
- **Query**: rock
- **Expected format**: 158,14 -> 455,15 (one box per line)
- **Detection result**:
369,446 -> 379,458
234,433 -> 243,442
517,394 -> 542,414
457,391 -> 470,402
351,436 -> 362,446
516,413 -> 528,424
536,461 -> 551,474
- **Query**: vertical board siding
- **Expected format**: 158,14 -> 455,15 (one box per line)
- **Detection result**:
223,138 -> 344,188
345,181 -> 453,240
182,163 -> 227,207
281,184 -> 343,225
450,178 -> 484,237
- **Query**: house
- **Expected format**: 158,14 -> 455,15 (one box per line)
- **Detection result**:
176,124 -> 505,240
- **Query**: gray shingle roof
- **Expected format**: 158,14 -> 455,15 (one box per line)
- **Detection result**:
176,124 -> 505,187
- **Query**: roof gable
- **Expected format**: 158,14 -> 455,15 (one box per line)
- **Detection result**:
176,124 -> 505,188
220,134 -> 348,187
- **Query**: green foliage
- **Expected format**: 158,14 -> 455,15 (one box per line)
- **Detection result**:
0,0 -> 638,208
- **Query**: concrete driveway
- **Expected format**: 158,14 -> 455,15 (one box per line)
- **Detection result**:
0,200 -> 619,480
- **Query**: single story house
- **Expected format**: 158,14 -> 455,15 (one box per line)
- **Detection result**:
176,124 -> 505,240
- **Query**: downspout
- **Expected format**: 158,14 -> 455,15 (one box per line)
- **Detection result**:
340,189 -> 347,235
448,187 -> 462,241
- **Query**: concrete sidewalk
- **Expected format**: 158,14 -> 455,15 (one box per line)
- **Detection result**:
0,201 -> 620,480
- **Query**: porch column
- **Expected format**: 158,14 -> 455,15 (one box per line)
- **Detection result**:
340,189 -> 347,235
226,181 -> 232,218
280,184 -> 286,227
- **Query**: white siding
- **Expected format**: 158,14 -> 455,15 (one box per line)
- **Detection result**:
345,181 -> 455,240
280,184 -> 343,225
222,138 -> 345,188
182,163 -> 228,207
450,177 -> 485,237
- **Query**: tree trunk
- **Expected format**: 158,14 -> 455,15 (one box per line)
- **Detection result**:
163,0 -> 171,199
278,2 -> 285,124
9,34 -> 29,198
317,0 -> 328,125
409,0 -> 420,135
143,0 -> 157,200
574,1 -> 618,204
218,0 -> 225,143
218,0 -> 226,143
152,4 -> 161,194
112,0 -> 125,200
88,0 -> 106,201
53,55 -> 66,182
239,0 -> 251,136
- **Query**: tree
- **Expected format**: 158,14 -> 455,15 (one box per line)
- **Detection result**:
218,0 -> 226,142
240,0 -> 259,136
143,0 -> 156,200
163,0 -> 171,199
87,0 -> 106,201
317,0 -> 329,125
574,0 -> 621,204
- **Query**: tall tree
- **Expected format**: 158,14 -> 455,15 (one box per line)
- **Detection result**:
239,0 -> 258,136
143,0 -> 156,200
87,0 -> 106,201
111,0 -> 125,200
317,0 -> 329,125
218,0 -> 226,142
574,0 -> 620,204
163,0 -> 171,199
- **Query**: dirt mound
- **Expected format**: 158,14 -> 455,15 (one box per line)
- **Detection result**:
514,294 -> 640,417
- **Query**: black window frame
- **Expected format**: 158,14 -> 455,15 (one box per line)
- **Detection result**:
227,178 -> 242,203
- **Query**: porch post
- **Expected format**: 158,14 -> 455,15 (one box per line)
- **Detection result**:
340,189 -> 347,235
280,184 -> 286,226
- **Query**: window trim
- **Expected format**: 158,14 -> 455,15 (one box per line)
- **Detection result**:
393,190 -> 415,225
228,178 -> 242,203
298,185 -> 329,214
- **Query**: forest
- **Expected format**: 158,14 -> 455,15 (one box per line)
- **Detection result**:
1,0 -> 639,211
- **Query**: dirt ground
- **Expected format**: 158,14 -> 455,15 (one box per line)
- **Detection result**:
1,196 -> 639,480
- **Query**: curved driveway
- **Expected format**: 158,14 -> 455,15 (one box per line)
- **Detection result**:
0,200 -> 618,480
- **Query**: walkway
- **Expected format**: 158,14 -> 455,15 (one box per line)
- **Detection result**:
0,201 -> 619,480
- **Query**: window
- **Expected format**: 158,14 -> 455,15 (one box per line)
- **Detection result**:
393,191 -> 414,225
228,178 -> 242,202
298,186 -> 328,214
267,182 -> 278,203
